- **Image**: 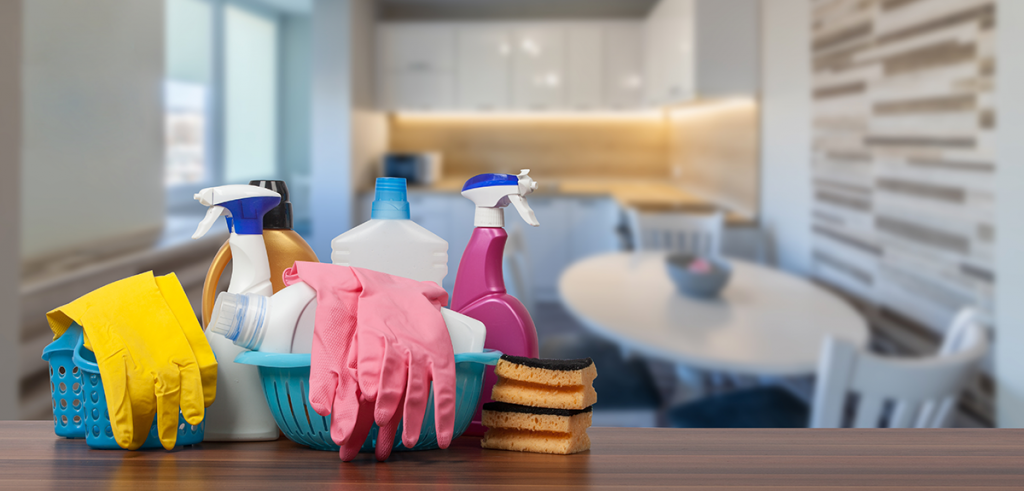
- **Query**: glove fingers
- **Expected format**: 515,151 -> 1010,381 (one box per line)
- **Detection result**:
339,395 -> 375,462
154,273 -> 218,406
155,366 -> 183,450
430,358 -> 458,449
400,354 -> 431,449
372,343 -> 408,426
308,362 -> 338,416
328,371 -> 364,445
375,404 -> 403,461
177,363 -> 205,425
355,330 -> 388,402
99,352 -> 134,449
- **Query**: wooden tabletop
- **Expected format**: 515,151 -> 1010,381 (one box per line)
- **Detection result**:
2,423 -> 1023,489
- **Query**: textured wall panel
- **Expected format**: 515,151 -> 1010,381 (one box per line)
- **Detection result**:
811,0 -> 996,333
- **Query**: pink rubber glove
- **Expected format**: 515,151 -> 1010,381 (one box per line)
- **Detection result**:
348,268 -> 454,461
282,263 -> 364,458
283,262 -> 454,461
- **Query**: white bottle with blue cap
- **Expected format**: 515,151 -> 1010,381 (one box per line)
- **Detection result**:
331,177 -> 449,286
192,184 -> 282,441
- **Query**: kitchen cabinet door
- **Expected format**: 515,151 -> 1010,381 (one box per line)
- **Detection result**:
644,0 -> 695,106
603,22 -> 645,109
376,24 -> 456,110
456,26 -> 512,110
379,24 -> 455,72
693,0 -> 759,98
511,25 -> 566,110
378,73 -> 456,111
568,198 -> 621,260
565,24 -> 603,110
519,197 -> 572,302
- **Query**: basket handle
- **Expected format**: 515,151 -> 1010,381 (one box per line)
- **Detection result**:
454,349 -> 502,366
72,334 -> 100,374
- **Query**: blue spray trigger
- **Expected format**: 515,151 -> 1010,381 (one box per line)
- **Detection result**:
462,174 -> 519,192
220,196 -> 280,235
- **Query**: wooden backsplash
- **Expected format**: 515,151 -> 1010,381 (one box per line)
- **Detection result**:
387,114 -> 671,178
668,99 -> 760,216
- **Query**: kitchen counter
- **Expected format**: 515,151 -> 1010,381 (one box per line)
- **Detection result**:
3,422 -> 1022,489
396,176 -> 754,224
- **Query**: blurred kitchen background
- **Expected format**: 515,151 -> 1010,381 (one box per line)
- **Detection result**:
2,0 -> 1023,430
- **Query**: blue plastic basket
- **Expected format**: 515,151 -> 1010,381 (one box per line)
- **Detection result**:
235,350 -> 501,452
41,324 -> 86,438
40,323 -> 204,449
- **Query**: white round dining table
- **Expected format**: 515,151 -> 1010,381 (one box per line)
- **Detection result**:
558,252 -> 869,376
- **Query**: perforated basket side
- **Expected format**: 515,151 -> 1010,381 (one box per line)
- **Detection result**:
46,352 -> 85,438
257,361 -> 486,453
73,333 -> 205,450
256,365 -> 336,451
42,324 -> 86,439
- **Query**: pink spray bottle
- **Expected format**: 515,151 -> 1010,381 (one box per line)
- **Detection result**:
451,170 -> 541,436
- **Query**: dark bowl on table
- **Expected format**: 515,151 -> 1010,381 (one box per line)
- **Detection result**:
665,253 -> 733,298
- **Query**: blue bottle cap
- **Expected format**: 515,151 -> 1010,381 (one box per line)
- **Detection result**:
371,177 -> 411,220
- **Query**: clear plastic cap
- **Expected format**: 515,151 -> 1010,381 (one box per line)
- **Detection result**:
208,292 -> 269,350
371,177 -> 411,220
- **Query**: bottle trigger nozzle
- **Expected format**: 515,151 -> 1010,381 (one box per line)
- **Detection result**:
193,205 -> 230,239
509,195 -> 539,227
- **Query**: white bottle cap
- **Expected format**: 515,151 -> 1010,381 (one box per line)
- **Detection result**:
209,292 -> 269,351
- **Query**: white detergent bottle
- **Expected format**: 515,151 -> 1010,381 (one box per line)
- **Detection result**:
208,285 -> 485,355
208,282 -> 318,354
332,178 -> 448,285
192,185 -> 281,441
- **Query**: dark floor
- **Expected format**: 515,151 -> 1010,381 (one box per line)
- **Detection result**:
529,301 -> 987,428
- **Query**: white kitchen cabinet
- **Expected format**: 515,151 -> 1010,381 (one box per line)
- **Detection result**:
511,25 -> 566,110
644,0 -> 695,106
456,26 -> 512,110
603,22 -> 646,109
520,196 -> 621,302
692,0 -> 760,98
565,25 -> 603,110
378,21 -> 648,111
520,197 -> 573,301
644,0 -> 759,105
376,24 -> 456,110
568,197 -> 621,260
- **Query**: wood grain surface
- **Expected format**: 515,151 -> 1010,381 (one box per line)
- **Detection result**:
1,423 -> 1022,490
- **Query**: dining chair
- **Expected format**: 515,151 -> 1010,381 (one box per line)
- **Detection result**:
626,207 -> 724,257
668,307 -> 989,428
812,309 -> 987,428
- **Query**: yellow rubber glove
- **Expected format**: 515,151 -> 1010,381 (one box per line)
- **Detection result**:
47,272 -> 217,450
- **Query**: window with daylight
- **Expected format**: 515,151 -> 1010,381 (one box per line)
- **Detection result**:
164,0 -> 280,208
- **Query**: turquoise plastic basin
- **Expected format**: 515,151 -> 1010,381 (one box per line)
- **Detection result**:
235,350 -> 500,452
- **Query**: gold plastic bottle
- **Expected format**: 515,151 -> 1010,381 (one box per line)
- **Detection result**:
201,180 -> 319,327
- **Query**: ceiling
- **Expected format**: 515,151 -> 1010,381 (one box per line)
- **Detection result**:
378,0 -> 657,20
246,0 -> 657,19
251,0 -> 313,14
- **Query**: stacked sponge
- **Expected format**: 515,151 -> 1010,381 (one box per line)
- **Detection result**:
481,355 -> 596,455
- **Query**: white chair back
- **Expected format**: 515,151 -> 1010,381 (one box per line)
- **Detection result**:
502,224 -> 535,313
811,309 -> 987,428
626,208 -> 724,257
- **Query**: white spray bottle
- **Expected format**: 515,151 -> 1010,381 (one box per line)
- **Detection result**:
192,184 -> 281,441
